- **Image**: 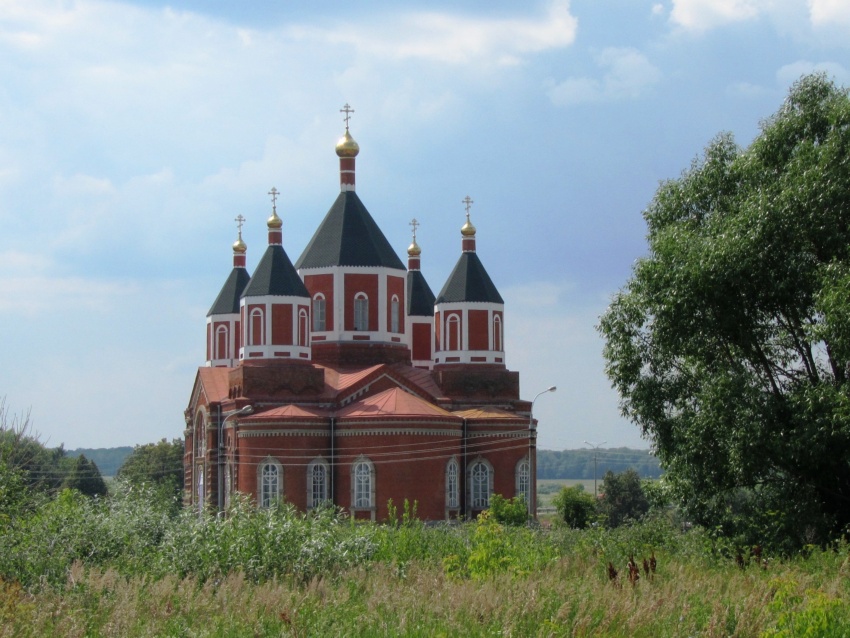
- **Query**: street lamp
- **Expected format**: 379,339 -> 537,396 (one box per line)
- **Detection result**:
218,404 -> 254,511
529,386 -> 557,516
583,440 -> 606,499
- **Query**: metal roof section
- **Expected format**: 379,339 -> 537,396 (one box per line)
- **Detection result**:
208,267 -> 251,316
295,191 -> 406,270
435,252 -> 504,304
243,245 -> 310,298
336,387 -> 457,419
407,269 -> 436,316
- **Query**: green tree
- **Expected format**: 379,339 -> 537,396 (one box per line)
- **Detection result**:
62,454 -> 108,498
117,438 -> 184,499
552,484 -> 597,528
598,469 -> 649,527
599,74 -> 850,548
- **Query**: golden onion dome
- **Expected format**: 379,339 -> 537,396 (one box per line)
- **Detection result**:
407,240 -> 421,256
335,130 -> 360,158
232,236 -> 247,253
267,211 -> 282,229
461,217 -> 476,237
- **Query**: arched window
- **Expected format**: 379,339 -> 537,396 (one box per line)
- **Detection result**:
354,294 -> 369,331
352,457 -> 374,509
258,458 -> 281,508
298,308 -> 309,347
447,314 -> 461,351
307,458 -> 330,509
194,412 -> 206,458
391,295 -> 400,333
516,458 -> 531,503
493,315 -> 502,352
469,459 -> 492,510
250,308 -> 264,346
446,458 -> 459,510
312,295 -> 326,331
215,325 -> 229,360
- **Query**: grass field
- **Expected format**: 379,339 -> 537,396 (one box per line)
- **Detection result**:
4,485 -> 850,636
537,479 -> 597,510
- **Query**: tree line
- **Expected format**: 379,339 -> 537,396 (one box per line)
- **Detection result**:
536,447 -> 661,479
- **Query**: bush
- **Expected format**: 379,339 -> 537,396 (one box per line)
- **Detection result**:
553,484 -> 597,529
488,494 -> 528,526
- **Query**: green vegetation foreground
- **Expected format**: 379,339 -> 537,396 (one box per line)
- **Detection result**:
2,483 -> 850,637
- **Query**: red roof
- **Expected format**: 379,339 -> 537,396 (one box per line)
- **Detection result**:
197,367 -> 230,404
337,387 -> 457,420
244,404 -> 330,421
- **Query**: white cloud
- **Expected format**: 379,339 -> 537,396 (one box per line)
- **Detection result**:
669,0 -> 850,37
548,48 -> 662,106
808,0 -> 850,27
300,0 -> 578,66
670,0 -> 766,30
777,60 -> 850,85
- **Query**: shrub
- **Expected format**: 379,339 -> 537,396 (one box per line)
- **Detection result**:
488,494 -> 528,526
553,484 -> 597,529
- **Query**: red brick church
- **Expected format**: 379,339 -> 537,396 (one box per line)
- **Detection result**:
184,107 -> 545,520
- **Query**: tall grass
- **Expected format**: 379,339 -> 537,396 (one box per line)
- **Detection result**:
2,483 -> 850,636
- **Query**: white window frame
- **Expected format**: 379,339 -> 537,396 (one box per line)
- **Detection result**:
307,458 -> 330,509
493,314 -> 502,352
391,295 -> 400,333
446,457 -> 459,510
250,307 -> 264,346
516,458 -> 531,503
468,458 -> 494,510
354,293 -> 369,331
447,313 -> 461,351
258,457 -> 282,508
312,295 -> 326,331
351,456 -> 375,510
298,308 -> 309,347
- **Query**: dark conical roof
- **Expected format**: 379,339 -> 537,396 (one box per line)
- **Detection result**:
243,245 -> 310,298
407,270 -> 436,317
436,252 -> 504,304
294,191 -> 405,270
208,268 -> 251,316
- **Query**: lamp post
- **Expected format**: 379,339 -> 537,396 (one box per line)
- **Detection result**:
583,440 -> 606,499
218,404 -> 254,511
529,386 -> 557,517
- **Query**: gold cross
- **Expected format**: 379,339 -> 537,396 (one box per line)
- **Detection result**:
462,195 -> 474,220
340,103 -> 354,130
234,214 -> 246,236
268,187 -> 279,214
409,218 -> 420,242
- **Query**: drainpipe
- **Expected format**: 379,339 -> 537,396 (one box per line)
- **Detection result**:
330,417 -> 336,506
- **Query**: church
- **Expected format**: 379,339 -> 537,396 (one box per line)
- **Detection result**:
184,107 -> 542,521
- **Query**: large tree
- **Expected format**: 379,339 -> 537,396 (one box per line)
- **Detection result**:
117,438 -> 184,500
599,74 -> 850,548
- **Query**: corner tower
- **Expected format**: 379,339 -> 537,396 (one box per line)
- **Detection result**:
405,218 -> 436,369
434,197 -> 505,367
239,189 -> 312,363
206,217 -> 251,367
295,105 -> 409,367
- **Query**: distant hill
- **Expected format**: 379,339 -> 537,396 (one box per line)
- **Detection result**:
64,445 -> 660,481
537,448 -> 661,479
66,446 -> 134,478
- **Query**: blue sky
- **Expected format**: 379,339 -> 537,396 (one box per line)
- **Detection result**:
1,0 -> 848,451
